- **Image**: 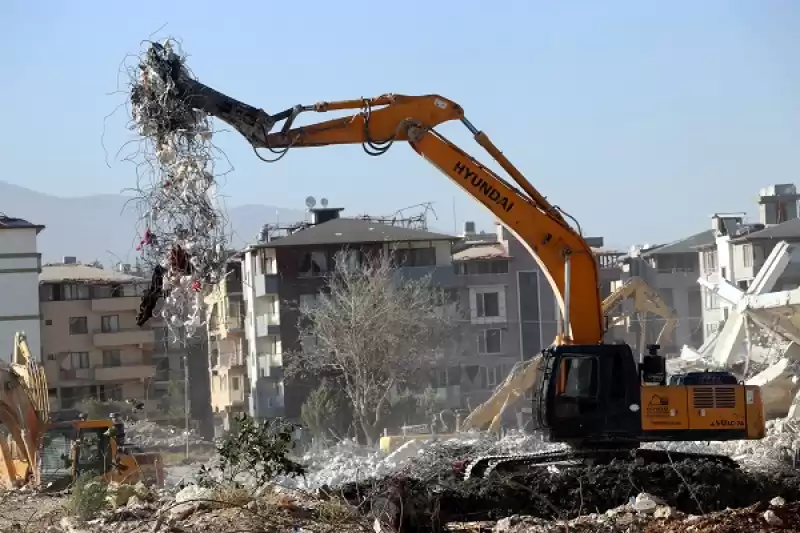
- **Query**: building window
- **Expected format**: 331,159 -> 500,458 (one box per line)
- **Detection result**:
702,249 -> 718,274
455,260 -> 509,275
232,377 -> 240,391
478,329 -> 503,355
336,249 -> 363,270
101,315 -> 120,333
393,247 -> 436,267
44,319 -> 52,326
469,287 -> 507,324
704,289 -> 721,310
705,322 -> 720,337
299,293 -> 319,310
486,365 -> 508,388
68,317 -> 88,335
298,251 -> 328,277
742,244 -> 754,267
102,350 -> 121,367
70,352 -> 89,369
62,284 -> 91,301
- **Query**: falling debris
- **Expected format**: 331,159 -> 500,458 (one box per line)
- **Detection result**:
126,39 -> 230,337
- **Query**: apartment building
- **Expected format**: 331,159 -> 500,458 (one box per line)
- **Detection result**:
39,259 -> 188,418
0,215 -> 45,361
205,258 -> 248,430
616,230 -> 713,352
239,206 -> 458,420
206,201 -> 623,425
698,184 -> 800,343
450,222 -> 623,413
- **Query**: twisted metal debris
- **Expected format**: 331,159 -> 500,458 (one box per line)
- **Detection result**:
125,40 -> 230,337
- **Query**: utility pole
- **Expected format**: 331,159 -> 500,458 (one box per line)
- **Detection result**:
184,345 -> 190,461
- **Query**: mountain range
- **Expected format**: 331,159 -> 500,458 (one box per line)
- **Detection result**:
0,181 -> 306,265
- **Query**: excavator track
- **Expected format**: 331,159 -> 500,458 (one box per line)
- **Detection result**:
463,447 -> 739,480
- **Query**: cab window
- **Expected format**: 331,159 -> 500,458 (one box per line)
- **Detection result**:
558,356 -> 598,398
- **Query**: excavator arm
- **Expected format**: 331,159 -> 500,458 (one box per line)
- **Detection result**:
182,88 -> 604,344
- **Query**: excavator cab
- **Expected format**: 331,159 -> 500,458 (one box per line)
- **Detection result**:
536,343 -> 643,447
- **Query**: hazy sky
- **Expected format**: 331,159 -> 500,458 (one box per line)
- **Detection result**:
2,1 -> 798,247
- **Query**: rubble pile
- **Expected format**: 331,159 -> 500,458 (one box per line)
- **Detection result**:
280,432 -> 559,489
5,481 -> 799,533
339,458 -> 800,530
126,420 -> 213,451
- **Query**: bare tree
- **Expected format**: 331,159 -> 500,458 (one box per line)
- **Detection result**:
288,249 -> 461,445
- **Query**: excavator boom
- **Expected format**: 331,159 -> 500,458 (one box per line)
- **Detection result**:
180,88 -> 604,344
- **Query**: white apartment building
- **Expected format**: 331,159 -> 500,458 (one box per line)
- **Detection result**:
698,184 -> 800,343
0,215 -> 45,360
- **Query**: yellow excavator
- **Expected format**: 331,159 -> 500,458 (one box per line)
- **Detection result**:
0,332 -> 164,489
163,61 -> 764,477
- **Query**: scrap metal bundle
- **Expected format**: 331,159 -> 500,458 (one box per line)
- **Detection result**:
127,40 -> 229,337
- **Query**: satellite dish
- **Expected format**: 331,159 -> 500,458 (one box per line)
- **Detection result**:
320,197 -> 329,207
305,196 -> 317,209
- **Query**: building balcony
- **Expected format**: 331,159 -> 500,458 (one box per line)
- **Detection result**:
393,266 -> 457,286
94,364 -> 155,381
59,368 -> 94,381
254,274 -> 281,297
255,313 -> 281,337
93,328 -> 155,348
91,296 -> 141,313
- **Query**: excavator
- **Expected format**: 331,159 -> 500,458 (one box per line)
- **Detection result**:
167,69 -> 765,477
0,332 -> 164,489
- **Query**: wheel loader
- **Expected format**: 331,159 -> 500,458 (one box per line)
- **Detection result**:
0,332 -> 164,490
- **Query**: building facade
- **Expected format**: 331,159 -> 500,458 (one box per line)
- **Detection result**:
207,204 -> 621,424
0,215 -> 45,361
698,185 -> 800,343
39,259 -> 190,419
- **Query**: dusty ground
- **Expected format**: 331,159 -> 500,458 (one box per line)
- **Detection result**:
0,487 -> 797,533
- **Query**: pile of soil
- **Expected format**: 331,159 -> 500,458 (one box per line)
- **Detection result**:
341,459 -> 800,532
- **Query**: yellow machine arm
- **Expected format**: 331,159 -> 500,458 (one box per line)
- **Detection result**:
0,333 -> 50,487
602,277 -> 677,354
461,277 -> 677,432
182,89 -> 604,345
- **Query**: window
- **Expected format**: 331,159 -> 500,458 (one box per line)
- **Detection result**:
62,284 -> 91,301
101,315 -> 120,333
702,249 -> 718,274
92,284 -> 124,299
102,350 -> 121,367
299,293 -> 319,309
704,289 -> 721,310
455,260 -> 509,275
477,292 -> 500,317
742,244 -> 754,268
478,329 -> 503,354
232,377 -> 240,391
259,254 -> 276,275
393,247 -> 436,267
298,251 -> 328,277
68,317 -> 88,335
706,322 -> 720,337
559,357 -> 598,398
70,352 -> 90,369
485,365 -> 508,388
336,250 -> 363,270
44,319 -> 52,326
